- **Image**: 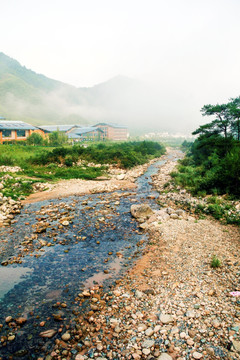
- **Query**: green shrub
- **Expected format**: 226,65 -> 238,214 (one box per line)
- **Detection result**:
211,255 -> 221,268
64,156 -> 73,167
0,154 -> 15,166
26,133 -> 44,146
206,204 -> 224,220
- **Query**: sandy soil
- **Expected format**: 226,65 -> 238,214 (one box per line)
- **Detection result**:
22,178 -> 137,204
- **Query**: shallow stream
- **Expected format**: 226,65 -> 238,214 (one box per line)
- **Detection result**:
0,157 -> 168,359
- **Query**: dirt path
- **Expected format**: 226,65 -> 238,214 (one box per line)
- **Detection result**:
64,150 -> 240,360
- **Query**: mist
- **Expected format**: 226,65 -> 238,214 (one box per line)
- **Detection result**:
1,0 -> 240,134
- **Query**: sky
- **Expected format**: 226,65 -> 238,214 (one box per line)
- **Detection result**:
1,0 -> 240,132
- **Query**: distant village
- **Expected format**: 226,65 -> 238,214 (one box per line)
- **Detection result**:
0,117 -> 128,144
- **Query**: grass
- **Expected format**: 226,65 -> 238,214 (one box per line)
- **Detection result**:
0,140 -> 165,199
0,174 -> 38,200
210,255 -> 221,268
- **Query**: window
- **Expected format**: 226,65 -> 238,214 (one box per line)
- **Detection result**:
16,130 -> 26,137
2,130 -> 11,137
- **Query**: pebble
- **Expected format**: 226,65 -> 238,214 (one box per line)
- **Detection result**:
158,353 -> 173,360
160,314 -> 174,324
142,348 -> 151,355
75,355 -> 85,360
8,334 -> 15,341
39,329 -> 57,338
61,332 -> 71,341
232,340 -> 240,353
192,351 -> 203,359
145,327 -> 154,336
5,316 -> 12,323
142,339 -> 155,348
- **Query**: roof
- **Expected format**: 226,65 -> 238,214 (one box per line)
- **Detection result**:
37,124 -> 78,132
94,122 -> 127,129
0,121 -> 36,130
67,133 -> 82,139
72,126 -> 103,136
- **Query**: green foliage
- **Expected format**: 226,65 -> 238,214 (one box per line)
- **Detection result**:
48,131 -> 68,146
64,155 -> 74,167
0,176 -> 34,200
26,132 -> 44,146
30,141 -> 165,169
0,141 -> 165,192
206,204 -> 224,220
172,96 -> 240,197
181,140 -> 193,151
0,154 -> 14,166
211,255 -> 221,268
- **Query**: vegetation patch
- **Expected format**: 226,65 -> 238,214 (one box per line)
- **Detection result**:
0,141 -> 165,199
0,174 -> 38,200
169,96 -> 240,226
210,255 -> 221,269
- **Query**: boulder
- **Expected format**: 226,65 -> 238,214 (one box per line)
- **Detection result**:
130,204 -> 153,220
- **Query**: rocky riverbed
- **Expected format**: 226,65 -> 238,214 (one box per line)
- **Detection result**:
41,150 -> 239,360
0,149 -> 239,360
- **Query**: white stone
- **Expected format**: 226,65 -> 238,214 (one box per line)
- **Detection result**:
160,314 -> 174,324
158,353 -> 173,360
145,327 -> 154,336
192,352 -> 203,359
142,348 -> 151,355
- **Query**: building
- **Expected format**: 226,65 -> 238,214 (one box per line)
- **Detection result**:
94,123 -> 128,141
0,120 -> 44,144
67,127 -> 104,142
0,121 -> 128,144
37,124 -> 104,142
37,124 -> 77,134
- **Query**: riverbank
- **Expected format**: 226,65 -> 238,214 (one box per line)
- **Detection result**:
50,150 -> 240,360
0,156 -> 164,226
22,156 -> 166,204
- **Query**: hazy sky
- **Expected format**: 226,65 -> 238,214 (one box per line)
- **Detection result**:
2,0 -> 240,132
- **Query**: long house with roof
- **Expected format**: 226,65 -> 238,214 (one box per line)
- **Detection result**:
0,120 -> 45,144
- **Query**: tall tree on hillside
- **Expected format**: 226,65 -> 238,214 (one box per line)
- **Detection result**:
199,103 -> 231,138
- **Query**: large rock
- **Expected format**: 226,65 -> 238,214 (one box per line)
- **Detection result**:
160,314 -> 174,324
39,329 -> 57,338
158,354 -> 173,360
130,204 -> 153,220
232,340 -> 240,353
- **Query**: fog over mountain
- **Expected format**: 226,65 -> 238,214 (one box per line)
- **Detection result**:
0,52 -> 226,134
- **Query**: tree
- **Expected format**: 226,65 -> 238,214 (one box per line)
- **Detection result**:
200,103 -> 232,138
27,132 -> 44,145
48,130 -> 68,146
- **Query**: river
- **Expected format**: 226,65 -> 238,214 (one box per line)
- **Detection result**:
0,157 -> 168,359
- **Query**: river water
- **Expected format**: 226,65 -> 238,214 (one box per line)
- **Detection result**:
0,157 -> 167,359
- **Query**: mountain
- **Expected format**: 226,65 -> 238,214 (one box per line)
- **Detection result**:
0,52 -> 186,133
0,52 -> 89,125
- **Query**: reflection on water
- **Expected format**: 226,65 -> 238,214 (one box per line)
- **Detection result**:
0,266 -> 33,299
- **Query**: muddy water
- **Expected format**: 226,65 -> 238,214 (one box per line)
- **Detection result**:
0,158 -> 167,359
